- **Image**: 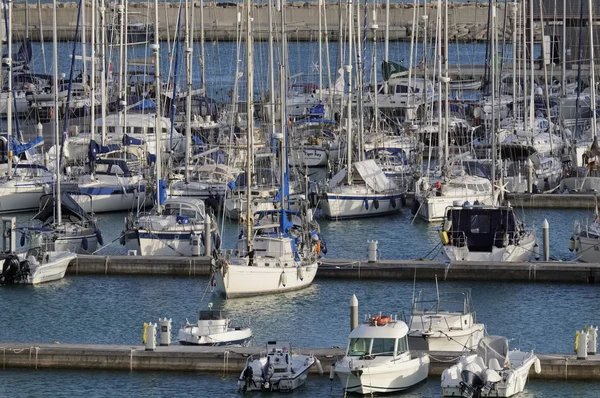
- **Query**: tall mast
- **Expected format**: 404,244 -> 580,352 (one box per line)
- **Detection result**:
152,0 -> 162,215
37,0 -> 47,73
52,0 -> 61,224
199,0 -> 206,96
318,0 -> 322,102
371,4 -> 378,138
81,0 -> 87,86
91,0 -> 96,148
443,0 -> 449,172
384,0 -> 389,93
268,0 -> 275,142
245,0 -> 254,252
100,0 -> 107,145
589,0 -> 597,140
346,0 -> 353,184
6,0 -> 12,179
491,1 -> 497,203
185,0 -> 194,183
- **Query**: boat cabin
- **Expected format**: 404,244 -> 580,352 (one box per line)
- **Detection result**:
444,205 -> 519,252
162,198 -> 207,221
347,318 -> 410,359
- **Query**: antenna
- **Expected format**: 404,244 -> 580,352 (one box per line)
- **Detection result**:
435,274 -> 440,313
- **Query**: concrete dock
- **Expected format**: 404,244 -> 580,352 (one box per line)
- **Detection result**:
0,342 -> 598,380
67,255 -> 600,284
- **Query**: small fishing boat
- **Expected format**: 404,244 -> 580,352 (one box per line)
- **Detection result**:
332,313 -> 430,394
408,288 -> 485,352
441,336 -> 541,397
177,304 -> 252,346
238,341 -> 322,392
0,242 -> 76,285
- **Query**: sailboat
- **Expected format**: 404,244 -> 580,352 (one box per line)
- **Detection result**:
212,0 -> 320,299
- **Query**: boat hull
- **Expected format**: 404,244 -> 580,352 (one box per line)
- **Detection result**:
70,189 -> 151,213
0,186 -> 50,214
417,195 -> 494,222
26,252 -> 77,285
177,328 -> 252,346
321,193 -> 402,220
408,325 -> 485,351
125,230 -> 207,257
214,262 -> 318,299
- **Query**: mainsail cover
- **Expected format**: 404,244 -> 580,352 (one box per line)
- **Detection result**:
353,159 -> 396,193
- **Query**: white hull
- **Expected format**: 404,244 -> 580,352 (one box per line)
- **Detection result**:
417,194 -> 494,222
239,354 -> 315,392
177,327 -> 252,346
25,252 -> 77,284
52,235 -> 99,255
71,191 -> 151,213
574,234 -> 600,263
335,355 -> 429,394
321,192 -> 402,220
215,261 -> 318,298
126,230 -> 206,257
408,326 -> 485,352
443,236 -> 537,262
0,186 -> 50,213
289,146 -> 341,168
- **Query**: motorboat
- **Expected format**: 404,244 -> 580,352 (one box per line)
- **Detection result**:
123,197 -> 220,256
408,288 -> 485,352
177,304 -> 252,346
570,216 -> 600,263
238,341 -> 322,392
332,313 -> 430,394
0,245 -> 76,285
0,164 -> 54,214
441,336 -> 541,397
440,203 -> 537,262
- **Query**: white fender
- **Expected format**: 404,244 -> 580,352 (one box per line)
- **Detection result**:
534,357 -> 541,374
315,357 -> 324,376
329,364 -> 335,380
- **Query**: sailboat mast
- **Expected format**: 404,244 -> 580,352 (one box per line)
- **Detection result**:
588,0 -> 597,140
200,0 -> 206,96
371,5 -> 378,137
279,0 -> 287,212
6,0 -> 12,179
346,0 -> 353,185
318,0 -> 322,102
91,0 -> 96,147
268,0 -> 275,141
491,1 -> 497,203
185,0 -> 194,184
52,0 -> 61,224
153,0 -> 162,215
81,0 -> 87,86
443,0 -> 449,170
100,0 -> 107,145
246,0 -> 254,252
384,0 -> 389,93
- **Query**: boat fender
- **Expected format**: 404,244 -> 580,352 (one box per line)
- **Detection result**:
363,198 -> 369,210
119,233 -> 126,246
142,323 -> 148,344
411,199 -> 419,215
280,271 -> 287,287
534,357 -> 541,374
96,230 -> 104,246
297,266 -> 305,281
373,198 -> 379,210
317,233 -> 328,255
400,194 -> 407,207
315,358 -> 324,375
329,364 -> 335,380
568,236 -> 575,252
20,234 -> 26,247
391,197 -> 396,209
213,232 -> 222,250
575,330 -> 580,352
81,237 -> 89,251
440,231 -> 450,245
506,372 -> 515,385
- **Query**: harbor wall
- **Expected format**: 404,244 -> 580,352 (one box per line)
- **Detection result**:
0,343 -> 598,380
67,255 -> 600,284
8,2 -> 544,42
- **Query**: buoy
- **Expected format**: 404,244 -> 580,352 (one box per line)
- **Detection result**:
534,357 -> 541,374
363,198 -> 369,210
280,272 -> 287,287
373,198 -> 379,210
568,236 -> 575,252
297,267 -> 305,281
81,237 -> 89,251
411,200 -> 419,215
443,218 -> 452,232
533,243 -> 540,260
315,358 -> 324,376
440,231 -> 450,245
329,364 -> 336,381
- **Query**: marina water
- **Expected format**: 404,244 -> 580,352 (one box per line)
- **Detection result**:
0,40 -> 593,396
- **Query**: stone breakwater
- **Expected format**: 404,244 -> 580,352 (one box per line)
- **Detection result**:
8,2 -> 544,42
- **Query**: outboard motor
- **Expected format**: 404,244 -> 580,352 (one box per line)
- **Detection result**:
0,255 -> 29,285
460,370 -> 484,398
239,365 -> 254,393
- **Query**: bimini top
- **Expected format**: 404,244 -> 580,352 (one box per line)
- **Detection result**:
349,320 -> 409,339
35,192 -> 94,223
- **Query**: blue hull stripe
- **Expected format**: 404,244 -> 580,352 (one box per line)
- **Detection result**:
178,337 -> 251,346
139,232 -> 194,240
74,185 -> 146,196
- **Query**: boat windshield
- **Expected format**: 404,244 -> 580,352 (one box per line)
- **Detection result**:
348,338 -> 370,356
348,337 -> 407,356
371,338 -> 396,356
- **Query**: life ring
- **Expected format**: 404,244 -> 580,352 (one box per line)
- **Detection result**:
315,240 -> 321,255
371,315 -> 391,326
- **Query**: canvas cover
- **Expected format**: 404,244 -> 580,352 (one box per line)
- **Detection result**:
353,159 -> 397,193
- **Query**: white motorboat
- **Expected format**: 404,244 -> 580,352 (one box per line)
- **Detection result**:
408,288 -> 485,352
440,203 -> 537,262
0,248 -> 76,285
569,216 -> 600,262
332,314 -> 430,394
0,164 -> 54,214
123,197 -> 220,256
177,304 -> 252,346
320,159 -> 404,220
441,336 -> 541,397
238,341 -> 321,392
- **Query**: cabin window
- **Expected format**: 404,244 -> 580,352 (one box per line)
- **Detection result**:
133,127 -> 144,135
467,184 -> 477,191
371,338 -> 396,356
470,214 -> 491,234
348,338 -> 370,356
108,126 -> 116,133
397,336 -> 409,354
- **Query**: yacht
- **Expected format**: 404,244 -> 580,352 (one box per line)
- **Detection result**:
238,341 -> 321,392
440,203 -> 537,262
0,164 -> 54,214
332,313 -> 430,394
177,304 -> 252,346
441,336 -> 541,397
408,288 -> 485,352
570,216 -> 600,263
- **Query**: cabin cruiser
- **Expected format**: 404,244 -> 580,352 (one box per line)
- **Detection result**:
441,336 -> 541,397
320,159 -> 404,220
408,288 -> 485,351
332,313 -> 430,394
177,303 -> 252,346
123,197 -> 220,256
440,203 -> 537,262
0,164 -> 54,214
238,341 -> 321,392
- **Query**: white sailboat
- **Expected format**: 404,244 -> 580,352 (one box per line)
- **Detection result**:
212,0 -> 320,299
